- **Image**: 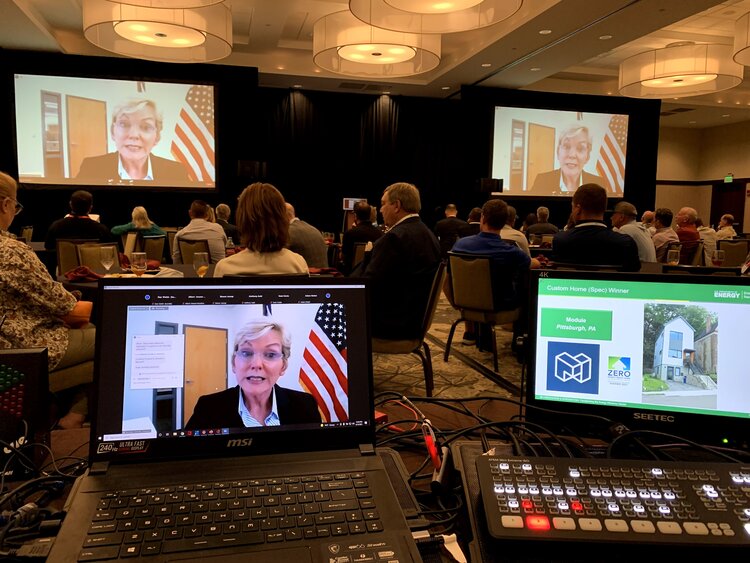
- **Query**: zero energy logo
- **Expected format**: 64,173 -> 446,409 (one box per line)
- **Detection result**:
546,342 -> 599,394
607,356 -> 632,386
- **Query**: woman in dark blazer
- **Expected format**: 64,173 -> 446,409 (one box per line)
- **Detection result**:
185,318 -> 321,429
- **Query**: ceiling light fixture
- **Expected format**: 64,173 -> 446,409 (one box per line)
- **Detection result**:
618,42 -> 743,99
349,0 -> 523,34
313,10 -> 440,77
82,0 -> 232,62
732,12 -> 750,65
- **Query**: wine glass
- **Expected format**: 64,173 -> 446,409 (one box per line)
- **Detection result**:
100,246 -> 115,273
711,249 -> 725,267
131,252 -> 147,277
666,249 -> 680,266
193,252 -> 209,278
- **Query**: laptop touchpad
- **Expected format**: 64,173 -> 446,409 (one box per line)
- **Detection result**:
168,547 -> 311,563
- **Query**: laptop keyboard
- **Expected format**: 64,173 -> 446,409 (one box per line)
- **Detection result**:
79,471 -> 384,561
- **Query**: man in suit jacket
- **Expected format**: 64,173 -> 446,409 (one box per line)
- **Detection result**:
185,384 -> 321,429
434,203 -> 468,258
355,182 -> 441,340
530,125 -> 611,194
44,190 -> 112,251
215,203 -> 239,242
341,201 -> 383,273
286,203 -> 329,268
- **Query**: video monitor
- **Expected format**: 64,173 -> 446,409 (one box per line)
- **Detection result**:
492,107 -> 628,197
14,73 -> 216,189
525,270 -> 750,449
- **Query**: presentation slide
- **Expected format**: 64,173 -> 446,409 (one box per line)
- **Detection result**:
14,73 -> 216,188
492,106 -> 628,197
533,278 -> 750,419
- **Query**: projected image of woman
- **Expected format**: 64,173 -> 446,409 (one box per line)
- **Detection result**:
530,125 -> 610,194
76,99 -> 190,184
185,318 -> 322,429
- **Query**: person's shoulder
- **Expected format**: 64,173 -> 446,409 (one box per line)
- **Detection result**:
197,386 -> 238,405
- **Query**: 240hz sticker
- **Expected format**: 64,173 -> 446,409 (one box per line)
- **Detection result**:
97,440 -> 148,454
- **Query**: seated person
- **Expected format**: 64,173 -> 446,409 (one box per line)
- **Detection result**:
652,208 -> 680,263
213,183 -> 308,276
185,319 -> 321,428
0,172 -> 94,429
341,201 -> 383,274
45,190 -> 112,251
552,183 -> 640,271
172,200 -> 227,264
76,98 -> 189,184
111,206 -> 166,238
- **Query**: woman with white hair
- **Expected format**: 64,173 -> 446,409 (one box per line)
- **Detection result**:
76,98 -> 190,184
185,318 -> 321,429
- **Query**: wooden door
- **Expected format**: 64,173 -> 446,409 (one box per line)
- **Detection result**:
527,124 -> 556,191
183,325 -> 228,427
67,96 -> 108,178
509,119 -> 526,192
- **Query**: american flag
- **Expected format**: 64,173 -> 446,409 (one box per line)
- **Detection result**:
170,85 -> 216,183
298,303 -> 348,422
595,114 -> 628,194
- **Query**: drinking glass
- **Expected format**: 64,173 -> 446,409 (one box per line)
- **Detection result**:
666,249 -> 680,266
100,246 -> 115,273
193,252 -> 209,278
711,249 -> 725,267
131,252 -> 147,276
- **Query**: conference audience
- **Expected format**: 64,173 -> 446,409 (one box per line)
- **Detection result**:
44,190 -> 112,251
213,183 -> 307,277
551,183 -> 640,271
530,125 -> 610,194
716,213 -> 738,240
525,206 -> 559,236
0,172 -> 94,429
286,203 -> 329,269
434,203 -> 468,258
341,201 -> 383,274
111,206 -> 166,238
354,182 -> 441,340
641,210 -> 656,234
215,203 -> 238,242
185,318 -> 321,429
76,98 -> 190,184
172,200 -> 227,264
651,208 -> 679,263
611,201 -> 656,262
500,205 -> 530,255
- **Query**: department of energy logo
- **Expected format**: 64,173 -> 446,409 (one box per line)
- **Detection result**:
546,342 -> 599,394
607,356 -> 631,386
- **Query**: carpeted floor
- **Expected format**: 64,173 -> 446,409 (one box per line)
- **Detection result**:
372,294 -> 524,400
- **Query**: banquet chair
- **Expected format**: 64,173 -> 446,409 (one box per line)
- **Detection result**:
667,240 -> 703,266
716,238 -> 750,267
76,242 -> 119,270
443,252 -> 522,373
142,235 -> 166,263
178,239 -> 211,265
351,242 -> 367,271
21,225 -> 33,242
55,239 -> 97,276
123,232 -> 139,261
371,261 -> 446,397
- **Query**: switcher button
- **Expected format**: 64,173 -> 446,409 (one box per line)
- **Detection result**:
552,517 -> 576,531
526,516 -> 550,531
604,519 -> 628,532
501,516 -> 524,529
683,523 -> 709,535
578,518 -> 602,531
656,522 -> 682,535
630,521 -> 655,534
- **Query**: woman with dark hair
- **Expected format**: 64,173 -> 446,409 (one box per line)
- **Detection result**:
520,212 -> 537,233
213,183 -> 308,276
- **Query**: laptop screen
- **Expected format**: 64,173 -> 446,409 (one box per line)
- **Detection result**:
525,270 -> 750,447
91,277 -> 374,461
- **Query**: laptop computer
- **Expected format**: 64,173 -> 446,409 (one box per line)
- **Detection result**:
49,277 -> 422,562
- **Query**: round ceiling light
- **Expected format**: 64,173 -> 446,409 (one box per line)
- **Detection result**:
349,0 -> 522,34
114,20 -> 206,48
